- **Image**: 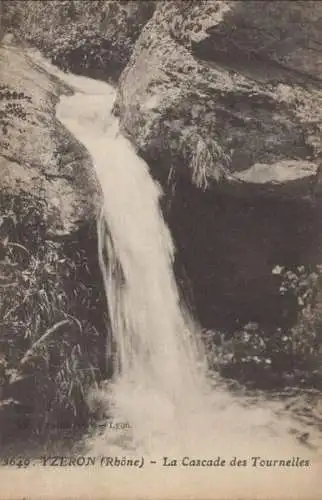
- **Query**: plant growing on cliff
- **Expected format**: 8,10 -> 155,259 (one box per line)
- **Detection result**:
0,84 -> 31,143
190,137 -> 229,189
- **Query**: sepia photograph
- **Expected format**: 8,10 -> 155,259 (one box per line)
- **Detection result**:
0,1 -> 322,499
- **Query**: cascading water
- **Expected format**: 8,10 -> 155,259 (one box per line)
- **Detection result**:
56,75 -> 210,456
17,51 -> 320,499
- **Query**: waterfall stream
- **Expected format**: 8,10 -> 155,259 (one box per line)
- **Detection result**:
11,51 -> 320,499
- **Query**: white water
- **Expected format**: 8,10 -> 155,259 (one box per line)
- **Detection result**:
56,76 -> 212,455
7,51 -> 320,499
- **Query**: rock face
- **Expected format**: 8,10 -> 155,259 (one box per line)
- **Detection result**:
0,39 -> 102,236
115,0 -> 322,329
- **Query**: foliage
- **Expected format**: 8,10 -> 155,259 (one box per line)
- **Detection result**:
0,194 -> 108,440
0,84 -> 32,148
44,24 -> 123,80
204,265 -> 322,389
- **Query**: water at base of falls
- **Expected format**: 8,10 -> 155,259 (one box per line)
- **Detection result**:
24,50 -> 322,499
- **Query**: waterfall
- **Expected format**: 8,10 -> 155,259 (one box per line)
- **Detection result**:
23,51 -> 320,497
95,138 -> 205,390
56,77 -> 212,455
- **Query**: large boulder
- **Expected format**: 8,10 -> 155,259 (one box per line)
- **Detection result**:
116,1 -> 322,194
115,1 -> 322,329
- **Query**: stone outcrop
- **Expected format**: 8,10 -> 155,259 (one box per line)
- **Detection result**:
116,1 -> 322,194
